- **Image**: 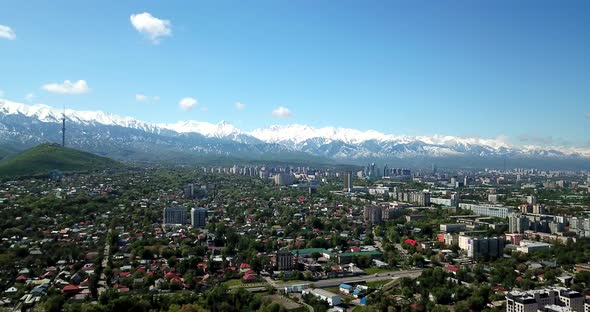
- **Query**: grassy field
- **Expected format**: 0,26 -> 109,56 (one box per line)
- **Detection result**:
323,286 -> 341,294
222,279 -> 268,289
363,267 -> 392,275
366,280 -> 390,289
222,279 -> 244,287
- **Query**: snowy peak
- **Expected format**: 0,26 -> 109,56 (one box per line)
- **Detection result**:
0,100 -> 63,122
248,124 -> 509,149
1,98 -> 589,160
160,120 -> 241,138
248,124 -> 401,145
0,99 -> 161,133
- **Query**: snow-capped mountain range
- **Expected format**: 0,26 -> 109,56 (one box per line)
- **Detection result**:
1,99 -> 589,167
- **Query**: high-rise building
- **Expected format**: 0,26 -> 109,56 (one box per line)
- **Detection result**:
365,163 -> 376,178
163,207 -> 188,225
276,251 -> 295,271
527,196 -> 538,205
509,214 -> 530,234
407,192 -> 430,206
458,235 -> 504,259
451,193 -> 460,206
532,204 -> 545,215
363,206 -> 382,225
191,207 -> 207,228
274,173 -> 294,186
343,171 -> 353,192
184,183 -> 195,199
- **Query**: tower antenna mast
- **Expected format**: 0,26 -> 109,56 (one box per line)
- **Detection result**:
62,104 -> 66,147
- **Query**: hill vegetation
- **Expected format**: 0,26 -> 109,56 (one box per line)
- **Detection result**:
0,143 -> 123,177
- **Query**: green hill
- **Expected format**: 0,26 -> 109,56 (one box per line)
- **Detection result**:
0,143 -> 123,177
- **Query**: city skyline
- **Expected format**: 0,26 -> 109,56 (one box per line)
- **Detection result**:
1,1 -> 589,148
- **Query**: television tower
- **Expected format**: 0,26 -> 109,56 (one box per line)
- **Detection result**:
61,105 -> 66,147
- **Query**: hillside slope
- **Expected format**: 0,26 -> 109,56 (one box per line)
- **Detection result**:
0,143 -> 123,177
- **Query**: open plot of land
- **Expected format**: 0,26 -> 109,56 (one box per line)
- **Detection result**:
263,294 -> 303,311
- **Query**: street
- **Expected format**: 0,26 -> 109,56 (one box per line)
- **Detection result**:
272,269 -> 423,289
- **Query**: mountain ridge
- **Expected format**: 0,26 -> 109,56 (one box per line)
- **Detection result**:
1,99 -> 589,168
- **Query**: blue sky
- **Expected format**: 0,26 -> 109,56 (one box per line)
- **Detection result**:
0,1 -> 589,147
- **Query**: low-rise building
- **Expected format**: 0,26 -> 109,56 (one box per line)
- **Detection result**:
440,224 -> 467,233
302,288 -> 342,306
336,251 -> 383,265
516,240 -> 552,254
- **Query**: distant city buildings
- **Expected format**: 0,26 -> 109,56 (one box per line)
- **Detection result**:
430,193 -> 459,207
509,213 -> 566,235
519,203 -> 546,214
365,163 -> 377,179
184,183 -> 208,199
383,167 -> 411,178
391,191 -> 430,206
368,186 -> 389,196
568,217 -> 590,237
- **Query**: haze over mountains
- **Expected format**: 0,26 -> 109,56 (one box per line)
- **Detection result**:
1,99 -> 589,169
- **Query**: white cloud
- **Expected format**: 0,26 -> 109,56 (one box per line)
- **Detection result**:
42,80 -> 89,94
135,94 -> 160,103
179,97 -> 198,111
235,102 -> 246,110
130,12 -> 171,43
0,25 -> 16,40
272,106 -> 292,118
25,93 -> 35,102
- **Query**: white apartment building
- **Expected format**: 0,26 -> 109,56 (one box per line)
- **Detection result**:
506,287 -> 584,312
459,203 -> 515,218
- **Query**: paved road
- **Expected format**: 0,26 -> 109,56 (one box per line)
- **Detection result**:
97,228 -> 112,296
272,269 -> 423,289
